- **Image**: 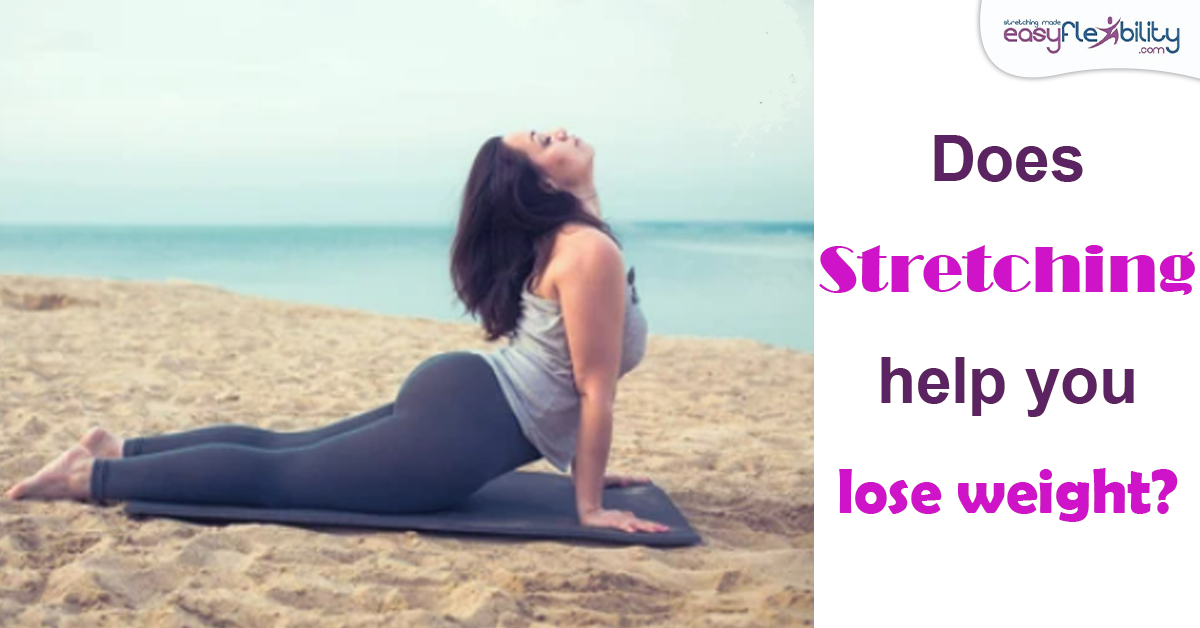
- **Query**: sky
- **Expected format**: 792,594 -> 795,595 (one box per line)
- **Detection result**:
0,0 -> 813,225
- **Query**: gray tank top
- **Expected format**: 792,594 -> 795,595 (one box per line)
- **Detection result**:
475,266 -> 648,472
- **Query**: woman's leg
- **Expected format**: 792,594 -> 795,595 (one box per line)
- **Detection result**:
121,403 -> 395,457
90,352 -> 542,513
120,352 -> 457,457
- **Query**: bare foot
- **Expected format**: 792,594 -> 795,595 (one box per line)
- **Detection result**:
80,426 -> 124,459
5,444 -> 95,501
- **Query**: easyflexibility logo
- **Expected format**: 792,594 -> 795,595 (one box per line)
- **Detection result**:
1003,17 -> 1181,55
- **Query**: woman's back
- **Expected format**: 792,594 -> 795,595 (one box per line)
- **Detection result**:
475,226 -> 648,472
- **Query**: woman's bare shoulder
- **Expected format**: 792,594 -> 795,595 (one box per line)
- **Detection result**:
538,225 -> 623,299
553,224 -> 621,264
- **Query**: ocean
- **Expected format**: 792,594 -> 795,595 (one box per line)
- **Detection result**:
0,223 -> 814,351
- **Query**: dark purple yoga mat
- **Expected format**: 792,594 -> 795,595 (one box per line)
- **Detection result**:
123,471 -> 701,547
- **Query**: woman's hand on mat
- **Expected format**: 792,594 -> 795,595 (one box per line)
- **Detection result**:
579,508 -> 670,533
603,474 -> 652,488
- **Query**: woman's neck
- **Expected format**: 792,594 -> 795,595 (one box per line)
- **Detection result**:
580,194 -> 601,218
569,184 -> 601,218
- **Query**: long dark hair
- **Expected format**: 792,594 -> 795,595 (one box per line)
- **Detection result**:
451,136 -> 619,341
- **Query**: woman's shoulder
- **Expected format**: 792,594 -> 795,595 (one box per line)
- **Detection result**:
535,224 -> 623,300
552,223 -> 621,264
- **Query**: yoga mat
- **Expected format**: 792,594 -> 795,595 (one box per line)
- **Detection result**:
123,471 -> 702,547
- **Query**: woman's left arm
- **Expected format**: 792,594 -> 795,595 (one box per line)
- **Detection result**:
557,230 -> 666,533
557,231 -> 623,517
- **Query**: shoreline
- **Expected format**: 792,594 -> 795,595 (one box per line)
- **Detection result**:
1,274 -> 814,627
0,273 -> 815,353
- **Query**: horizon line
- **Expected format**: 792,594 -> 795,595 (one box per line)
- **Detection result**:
0,219 -> 816,228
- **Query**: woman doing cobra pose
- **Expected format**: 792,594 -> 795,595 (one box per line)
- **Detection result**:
5,127 -> 668,535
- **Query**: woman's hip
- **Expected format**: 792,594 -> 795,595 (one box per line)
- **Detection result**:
393,350 -> 541,481
397,351 -> 502,407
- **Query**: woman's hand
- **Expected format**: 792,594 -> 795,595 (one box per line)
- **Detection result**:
603,474 -> 652,488
579,508 -> 671,533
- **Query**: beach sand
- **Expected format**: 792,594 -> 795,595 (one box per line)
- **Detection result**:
0,276 -> 814,627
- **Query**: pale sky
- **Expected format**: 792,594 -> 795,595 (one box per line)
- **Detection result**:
0,0 -> 813,225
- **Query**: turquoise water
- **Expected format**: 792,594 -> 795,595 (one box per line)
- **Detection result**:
0,223 -> 814,351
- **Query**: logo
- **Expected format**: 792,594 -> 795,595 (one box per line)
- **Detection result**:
1002,17 -> 1181,55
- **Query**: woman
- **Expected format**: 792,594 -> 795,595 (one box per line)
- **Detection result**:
5,127 -> 669,535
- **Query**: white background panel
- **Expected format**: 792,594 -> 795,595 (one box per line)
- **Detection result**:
815,1 -> 1197,625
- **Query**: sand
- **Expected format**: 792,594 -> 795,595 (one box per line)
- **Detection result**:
0,276 -> 814,627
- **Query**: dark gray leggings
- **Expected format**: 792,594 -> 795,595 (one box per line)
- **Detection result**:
90,352 -> 542,514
